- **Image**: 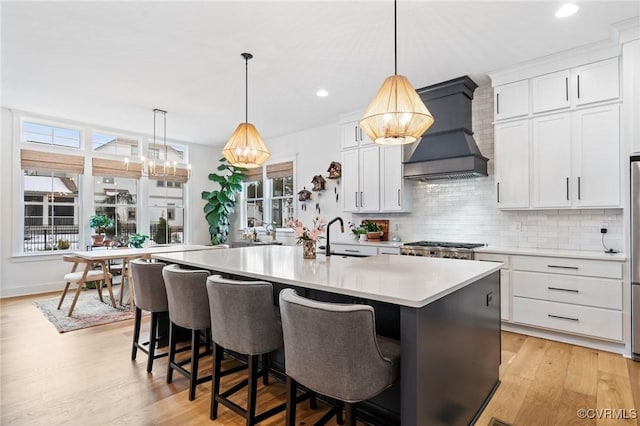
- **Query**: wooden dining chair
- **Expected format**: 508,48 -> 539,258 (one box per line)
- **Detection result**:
57,255 -> 115,316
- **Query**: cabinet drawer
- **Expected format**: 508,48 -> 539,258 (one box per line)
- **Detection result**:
378,247 -> 400,255
511,255 -> 622,279
512,270 -> 622,310
512,297 -> 622,341
475,253 -> 510,268
331,244 -> 378,256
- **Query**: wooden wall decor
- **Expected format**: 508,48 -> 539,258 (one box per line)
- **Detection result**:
327,161 -> 342,179
311,175 -> 326,191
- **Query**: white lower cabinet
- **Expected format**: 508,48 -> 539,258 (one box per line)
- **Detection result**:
512,298 -> 622,341
509,254 -> 623,342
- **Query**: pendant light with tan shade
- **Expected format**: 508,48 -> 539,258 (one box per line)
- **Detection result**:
222,53 -> 271,168
359,0 -> 434,145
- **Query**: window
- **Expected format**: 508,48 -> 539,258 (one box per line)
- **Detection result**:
93,133 -> 139,156
22,170 -> 80,252
245,179 -> 264,228
156,180 -> 165,187
93,177 -> 137,244
241,160 -> 294,228
22,121 -> 81,148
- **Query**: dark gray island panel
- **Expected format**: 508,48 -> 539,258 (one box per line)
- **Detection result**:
401,270 -> 501,425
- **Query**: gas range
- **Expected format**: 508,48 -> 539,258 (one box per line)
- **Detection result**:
400,241 -> 485,260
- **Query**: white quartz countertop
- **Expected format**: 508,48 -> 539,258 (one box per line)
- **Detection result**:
475,246 -> 626,261
153,245 -> 502,308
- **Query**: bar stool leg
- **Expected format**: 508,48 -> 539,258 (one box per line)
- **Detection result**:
247,355 -> 258,425
210,344 -> 223,420
261,353 -> 270,386
344,402 -> 356,426
132,307 -> 142,360
147,312 -> 158,373
167,322 -> 177,384
189,328 -> 200,401
285,376 -> 297,426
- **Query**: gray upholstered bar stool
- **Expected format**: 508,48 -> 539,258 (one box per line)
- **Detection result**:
279,288 -> 401,426
129,259 -> 168,373
206,275 -> 297,425
162,264 -> 212,401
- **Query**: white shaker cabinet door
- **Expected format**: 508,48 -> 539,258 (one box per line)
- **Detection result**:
495,120 -> 530,209
573,104 -> 620,208
341,149 -> 360,212
358,145 -> 380,212
575,58 -> 619,107
494,80 -> 529,120
532,113 -> 571,208
532,70 -> 571,114
380,145 -> 403,211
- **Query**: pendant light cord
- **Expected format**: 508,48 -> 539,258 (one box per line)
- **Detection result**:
245,55 -> 249,124
394,0 -> 397,75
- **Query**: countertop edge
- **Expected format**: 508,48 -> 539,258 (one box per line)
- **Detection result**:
475,246 -> 626,261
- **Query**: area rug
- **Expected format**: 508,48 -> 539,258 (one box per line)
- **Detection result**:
34,289 -> 133,333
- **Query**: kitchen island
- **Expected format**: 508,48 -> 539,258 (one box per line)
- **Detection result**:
154,245 -> 502,426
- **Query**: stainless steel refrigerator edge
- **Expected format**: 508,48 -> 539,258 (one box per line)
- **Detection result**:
632,156 -> 640,361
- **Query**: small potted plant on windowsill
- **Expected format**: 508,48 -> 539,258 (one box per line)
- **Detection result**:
128,233 -> 149,249
361,220 -> 383,241
89,214 -> 113,247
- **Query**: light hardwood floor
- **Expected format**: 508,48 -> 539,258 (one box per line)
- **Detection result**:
1,292 -> 638,426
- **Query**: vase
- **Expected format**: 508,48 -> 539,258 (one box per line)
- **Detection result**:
359,234 -> 368,242
302,240 -> 316,259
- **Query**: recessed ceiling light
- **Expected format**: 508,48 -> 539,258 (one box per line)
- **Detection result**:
555,3 -> 579,18
316,89 -> 329,97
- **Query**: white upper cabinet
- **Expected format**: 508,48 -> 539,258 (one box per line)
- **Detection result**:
494,80 -> 529,120
341,145 -> 380,213
532,114 -> 572,208
341,149 -> 360,211
532,70 -> 571,114
573,104 -> 620,208
341,120 -> 373,150
359,145 -> 380,212
380,145 -> 410,212
340,113 -> 411,213
575,58 -> 619,107
495,120 -> 530,209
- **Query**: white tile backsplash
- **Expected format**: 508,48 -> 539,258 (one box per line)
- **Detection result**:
356,84 -> 624,252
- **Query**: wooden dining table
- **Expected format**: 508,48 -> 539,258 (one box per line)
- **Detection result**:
72,244 -> 223,311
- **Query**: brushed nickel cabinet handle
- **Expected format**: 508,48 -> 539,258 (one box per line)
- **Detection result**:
397,189 -> 401,206
577,75 -> 581,99
547,265 -> 579,270
565,77 -> 569,101
355,192 -> 358,208
548,286 -> 579,293
497,182 -> 500,203
496,93 -> 500,114
566,177 -> 569,201
548,314 -> 579,322
354,126 -> 358,142
345,249 -> 360,253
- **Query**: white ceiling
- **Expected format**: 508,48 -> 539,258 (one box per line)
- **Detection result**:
2,1 -> 639,147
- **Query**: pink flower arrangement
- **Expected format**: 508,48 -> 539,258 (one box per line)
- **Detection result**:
286,217 -> 327,244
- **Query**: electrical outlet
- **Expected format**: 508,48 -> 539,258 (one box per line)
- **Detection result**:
513,222 -> 522,232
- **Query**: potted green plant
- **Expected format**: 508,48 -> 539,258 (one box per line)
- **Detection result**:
128,233 -> 149,248
201,158 -> 246,245
348,221 -> 367,241
361,220 -> 383,241
89,214 -> 113,246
